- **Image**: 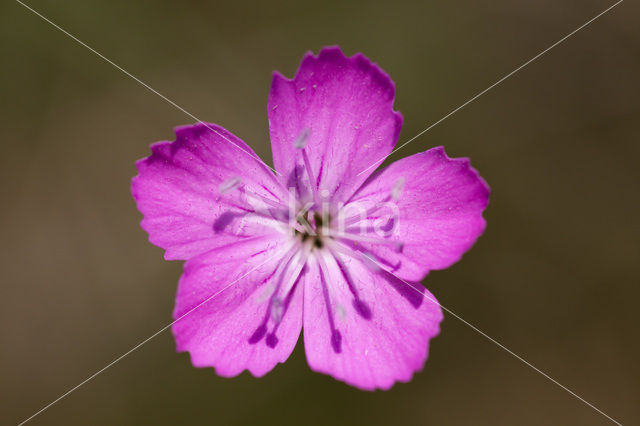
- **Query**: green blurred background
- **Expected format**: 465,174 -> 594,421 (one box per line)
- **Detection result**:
1,0 -> 638,424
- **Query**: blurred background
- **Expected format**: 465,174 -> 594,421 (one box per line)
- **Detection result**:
1,0 -> 638,424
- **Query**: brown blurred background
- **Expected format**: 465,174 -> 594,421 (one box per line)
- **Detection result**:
1,0 -> 638,425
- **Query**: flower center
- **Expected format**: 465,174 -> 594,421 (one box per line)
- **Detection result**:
216,130 -> 407,353
296,211 -> 326,249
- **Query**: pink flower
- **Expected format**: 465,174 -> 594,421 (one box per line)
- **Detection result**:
131,46 -> 489,390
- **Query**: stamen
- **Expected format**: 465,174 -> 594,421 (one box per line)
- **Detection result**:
215,199 -> 294,236
294,201 -> 316,236
328,230 -> 404,252
213,204 -> 293,237
327,246 -> 372,320
249,241 -> 304,346
344,217 -> 395,235
281,243 -> 312,295
325,239 -> 381,273
328,239 -> 401,272
266,272 -> 303,347
238,187 -> 283,210
220,176 -> 284,210
293,128 -> 310,149
237,213 -> 291,236
391,177 -> 405,201
340,177 -> 404,227
270,297 -> 283,323
263,243 -> 309,347
336,304 -> 347,322
292,128 -> 319,204
301,148 -> 317,192
248,241 -> 298,345
315,252 -> 342,354
341,201 -> 396,228
254,239 -> 299,303
248,323 -> 267,344
219,176 -> 242,193
331,330 -> 342,354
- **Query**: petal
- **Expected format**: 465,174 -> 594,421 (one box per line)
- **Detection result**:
172,235 -> 303,378
132,123 -> 286,260
303,253 -> 443,390
268,46 -> 403,202
348,146 -> 490,281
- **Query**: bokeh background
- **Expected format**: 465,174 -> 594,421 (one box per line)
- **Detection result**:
1,0 -> 638,424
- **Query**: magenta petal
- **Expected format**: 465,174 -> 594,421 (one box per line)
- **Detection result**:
268,46 -> 403,202
132,123 -> 285,260
303,255 -> 443,390
349,146 -> 490,281
172,235 -> 303,377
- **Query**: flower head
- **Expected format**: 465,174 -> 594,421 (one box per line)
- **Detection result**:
131,46 -> 489,390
